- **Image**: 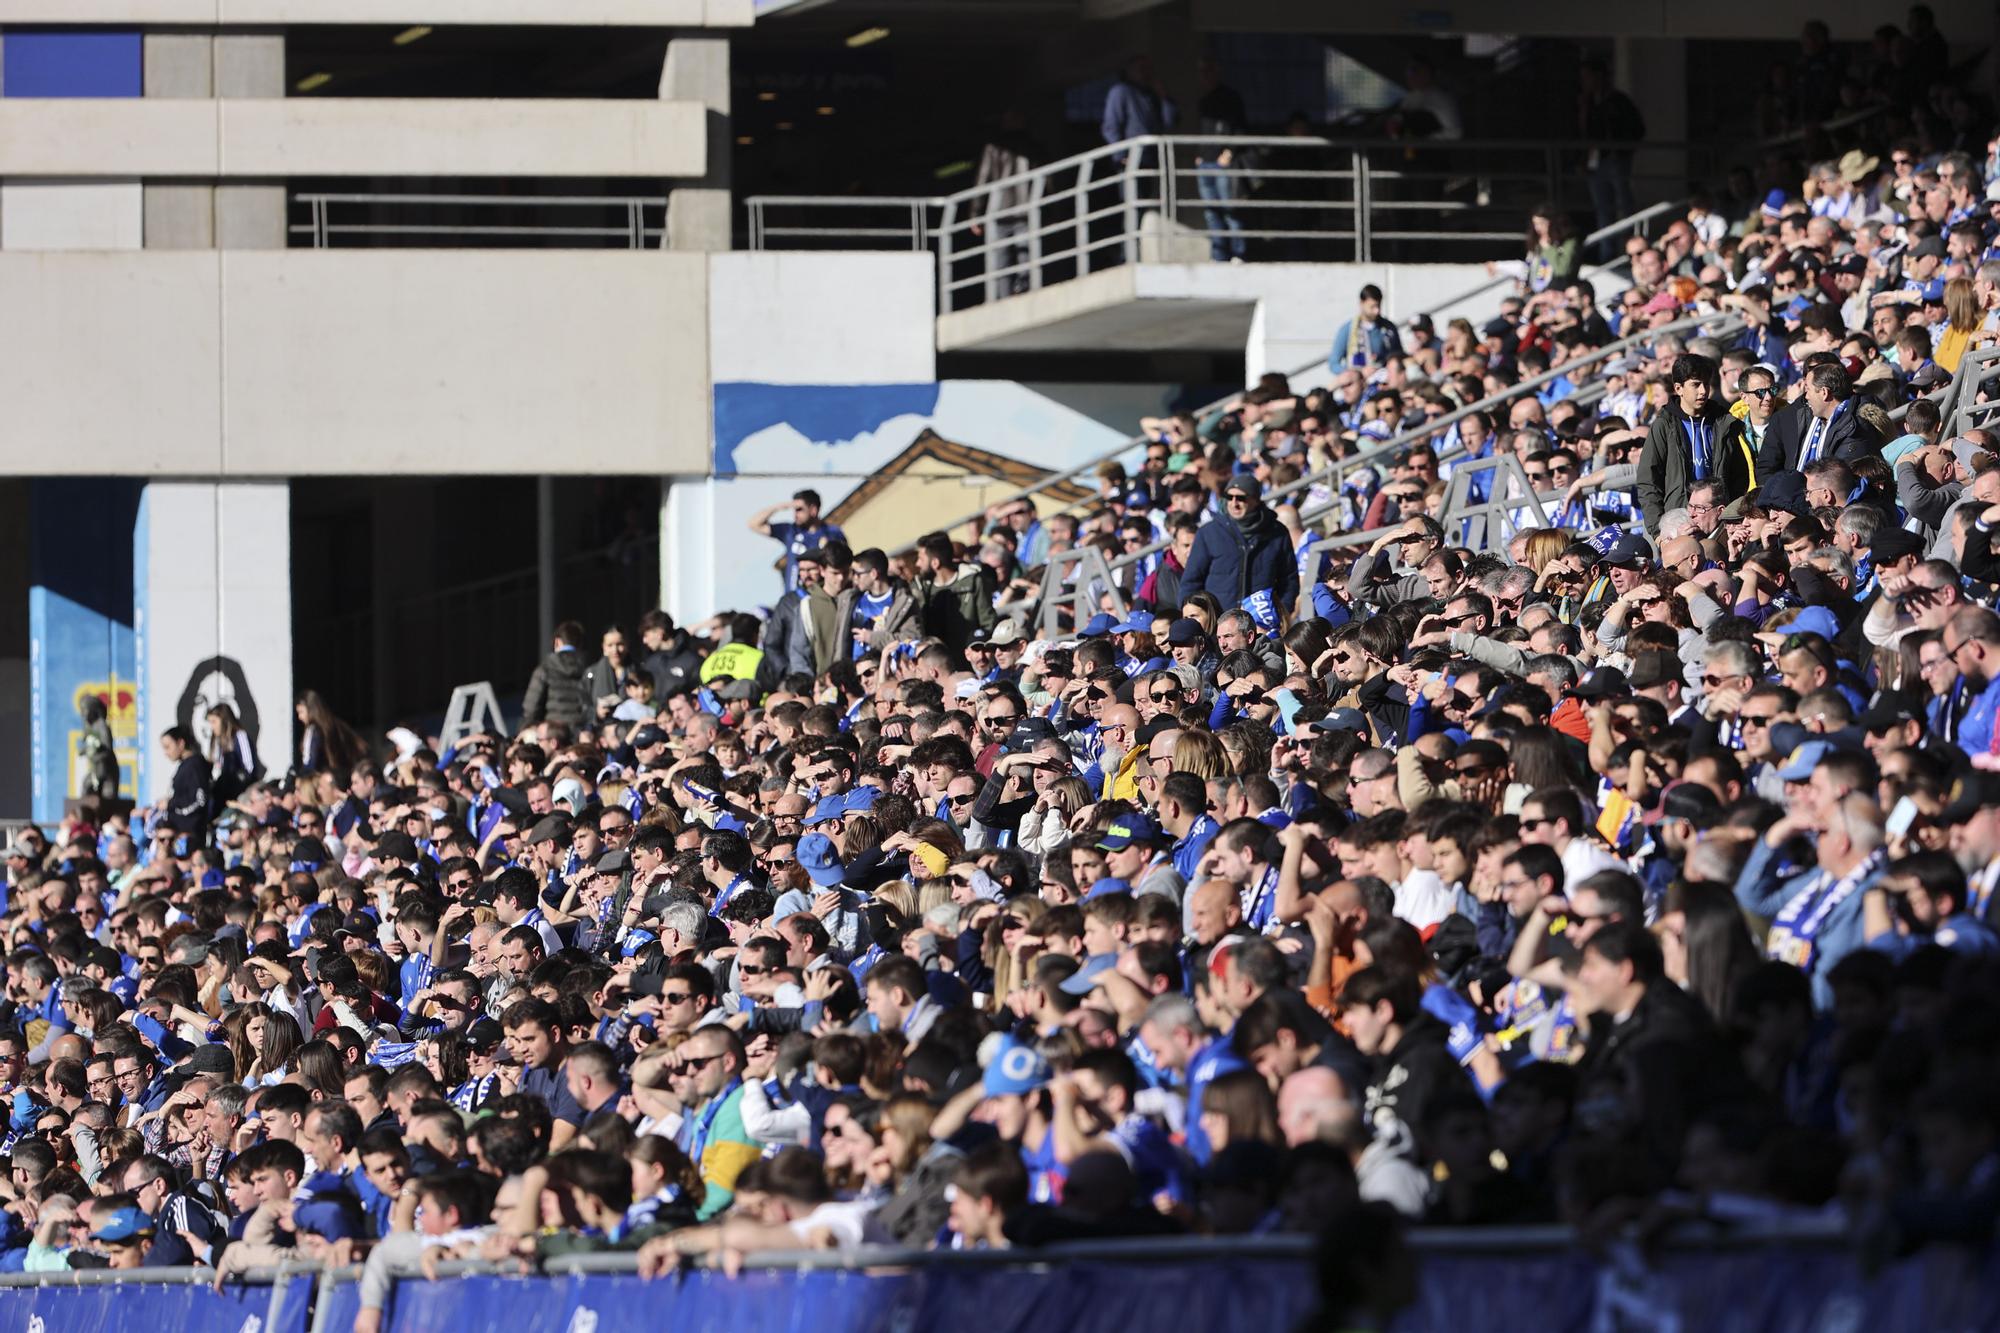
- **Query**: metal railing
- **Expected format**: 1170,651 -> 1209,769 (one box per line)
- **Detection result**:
889,199 -> 1677,566
1014,307 -> 1747,632
746,133 -> 1744,309
291,193 -> 667,248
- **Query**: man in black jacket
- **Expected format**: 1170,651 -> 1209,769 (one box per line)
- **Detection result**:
637,609 -> 705,701
520,621 -> 589,731
1757,361 -> 1882,477
1338,964 -> 1472,1162
1570,921 -> 1728,1183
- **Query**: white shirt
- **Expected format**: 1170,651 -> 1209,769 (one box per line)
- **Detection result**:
1392,868 -> 1457,930
788,1198 -> 890,1250
1561,837 -> 1628,890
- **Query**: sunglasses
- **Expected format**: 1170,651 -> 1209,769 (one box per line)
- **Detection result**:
1518,817 -> 1548,831
1739,714 -> 1776,728
672,1052 -> 723,1073
660,992 -> 695,1007
1744,387 -> 1777,399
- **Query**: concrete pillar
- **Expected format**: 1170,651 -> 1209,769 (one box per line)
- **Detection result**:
144,33 -> 285,249
216,36 -> 286,248
142,35 -> 216,248
134,483 -> 293,803
660,36 -> 731,251
1613,37 -> 1687,206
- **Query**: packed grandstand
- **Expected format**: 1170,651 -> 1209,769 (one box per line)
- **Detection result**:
18,19 -> 2000,1333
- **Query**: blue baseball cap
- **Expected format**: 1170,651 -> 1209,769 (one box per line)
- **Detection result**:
805,796 -> 845,827
1058,952 -> 1120,995
1115,611 -> 1157,635
1097,814 -> 1163,850
293,1200 -> 361,1241
1165,617 -> 1204,646
1080,613 -> 1118,638
1082,876 -> 1132,902
1784,606 -> 1841,643
842,786 -> 881,815
983,1037 -> 1052,1097
796,832 -> 846,887
1775,740 -> 1833,782
91,1206 -> 155,1243
620,930 -> 658,958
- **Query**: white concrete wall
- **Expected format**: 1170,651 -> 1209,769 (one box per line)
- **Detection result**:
0,0 -> 750,23
664,251 -> 938,623
0,250 -> 712,475
706,251 -> 935,385
0,181 -> 141,251
134,481 -> 292,803
1240,262 -> 1493,385
0,98 -> 706,178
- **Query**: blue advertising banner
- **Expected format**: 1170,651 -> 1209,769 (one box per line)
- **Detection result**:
11,1236 -> 2000,1333
1,1271 -> 313,1333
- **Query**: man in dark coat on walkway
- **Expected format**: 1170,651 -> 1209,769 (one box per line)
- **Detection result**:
1182,475 -> 1298,612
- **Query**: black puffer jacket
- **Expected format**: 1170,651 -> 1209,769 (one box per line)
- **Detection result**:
520,648 -> 588,729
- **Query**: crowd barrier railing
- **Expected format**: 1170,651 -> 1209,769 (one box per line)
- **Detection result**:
11,1223 -> 2000,1333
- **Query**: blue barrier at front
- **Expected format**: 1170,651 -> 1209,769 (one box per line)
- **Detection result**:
13,1234 -> 2000,1333
0,1268 -> 315,1333
375,1257 -> 1318,1333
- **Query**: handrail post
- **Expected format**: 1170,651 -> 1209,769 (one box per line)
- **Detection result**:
1076,153 -> 1093,276
937,198 -> 956,312
313,196 -> 328,249
913,199 -> 926,253
1122,141 -> 1140,265
1162,138 -> 1178,235
1355,150 -> 1371,264
1027,170 -> 1046,292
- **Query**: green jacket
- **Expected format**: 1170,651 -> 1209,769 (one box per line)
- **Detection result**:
1637,405 -> 1741,536
915,564 -> 998,654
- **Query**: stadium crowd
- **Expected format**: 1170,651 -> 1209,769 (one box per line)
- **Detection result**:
11,39 -> 2000,1331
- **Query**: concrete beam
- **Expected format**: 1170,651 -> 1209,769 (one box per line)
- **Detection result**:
0,250 -> 713,475
0,0 -> 750,25
0,98 -> 708,178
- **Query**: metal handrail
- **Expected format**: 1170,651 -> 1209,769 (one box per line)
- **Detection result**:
749,132 -> 1736,287
292,192 -> 667,249
886,201 -> 1682,559
1013,307 -> 1745,631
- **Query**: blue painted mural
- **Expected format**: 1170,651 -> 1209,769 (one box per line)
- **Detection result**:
29,481 -> 143,824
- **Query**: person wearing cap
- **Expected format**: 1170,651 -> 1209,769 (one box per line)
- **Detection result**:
1098,812 -> 1184,905
762,544 -> 843,680
1182,474 -> 1297,612
1628,651 -> 1695,729
87,1203 -> 156,1269
1638,353 -> 1743,539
